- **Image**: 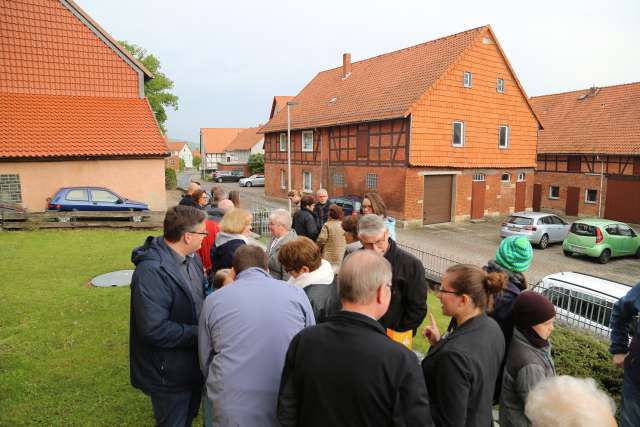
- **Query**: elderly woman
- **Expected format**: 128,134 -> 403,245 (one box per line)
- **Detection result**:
421,264 -> 508,427
292,195 -> 319,241
210,208 -> 252,274
361,192 -> 396,240
316,204 -> 347,271
266,209 -> 298,280
278,236 -> 339,323
192,189 -> 209,210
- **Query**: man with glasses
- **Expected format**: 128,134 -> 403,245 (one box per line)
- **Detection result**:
130,206 -> 210,426
357,214 -> 428,335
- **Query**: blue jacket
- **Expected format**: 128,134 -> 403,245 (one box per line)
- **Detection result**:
610,282 -> 640,383
129,236 -> 207,394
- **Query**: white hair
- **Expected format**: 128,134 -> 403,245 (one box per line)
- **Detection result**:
316,188 -> 328,196
218,199 -> 234,213
269,209 -> 292,230
525,376 -> 616,427
339,250 -> 392,304
357,214 -> 386,238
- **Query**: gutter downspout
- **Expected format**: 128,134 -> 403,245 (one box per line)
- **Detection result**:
598,155 -> 604,217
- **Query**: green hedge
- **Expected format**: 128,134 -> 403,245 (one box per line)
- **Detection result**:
165,168 -> 177,190
552,325 -> 622,404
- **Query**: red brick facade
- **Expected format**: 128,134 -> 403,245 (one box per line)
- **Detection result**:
218,162 -> 251,177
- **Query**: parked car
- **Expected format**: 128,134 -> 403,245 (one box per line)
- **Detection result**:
238,174 -> 264,187
562,218 -> 640,264
47,187 -> 149,212
534,271 -> 632,337
500,212 -> 570,249
211,170 -> 244,183
328,196 -> 363,216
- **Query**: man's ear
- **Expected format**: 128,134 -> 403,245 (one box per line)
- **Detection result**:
376,285 -> 384,304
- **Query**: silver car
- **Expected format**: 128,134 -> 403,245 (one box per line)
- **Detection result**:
238,174 -> 265,187
500,211 -> 570,249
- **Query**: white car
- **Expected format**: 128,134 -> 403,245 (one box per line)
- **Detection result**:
500,212 -> 570,249
238,174 -> 264,187
533,271 -> 632,337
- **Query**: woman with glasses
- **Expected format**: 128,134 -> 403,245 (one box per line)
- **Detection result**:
360,192 -> 396,241
421,264 -> 507,427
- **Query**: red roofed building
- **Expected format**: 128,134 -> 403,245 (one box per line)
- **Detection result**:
218,128 -> 264,176
269,96 -> 295,119
261,26 -> 541,225
166,140 -> 193,169
0,0 -> 167,211
530,82 -> 640,224
200,128 -> 245,171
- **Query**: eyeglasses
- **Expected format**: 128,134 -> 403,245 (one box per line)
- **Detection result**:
434,285 -> 461,296
188,230 -> 208,236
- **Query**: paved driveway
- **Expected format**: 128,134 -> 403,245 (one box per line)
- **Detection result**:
397,218 -> 640,286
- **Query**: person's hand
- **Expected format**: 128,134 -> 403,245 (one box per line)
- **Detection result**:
613,353 -> 627,368
423,313 -> 441,345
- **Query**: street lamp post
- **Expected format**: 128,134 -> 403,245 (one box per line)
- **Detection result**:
286,101 -> 298,213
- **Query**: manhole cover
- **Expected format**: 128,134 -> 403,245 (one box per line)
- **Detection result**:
91,270 -> 134,287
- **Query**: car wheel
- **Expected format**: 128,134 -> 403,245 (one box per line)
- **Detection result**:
538,234 -> 549,249
598,249 -> 611,264
131,215 -> 143,223
563,249 -> 572,257
635,247 -> 640,259
246,181 -> 252,187
57,215 -> 71,223
217,178 -> 223,183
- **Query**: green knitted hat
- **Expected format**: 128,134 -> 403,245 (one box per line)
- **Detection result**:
496,236 -> 533,273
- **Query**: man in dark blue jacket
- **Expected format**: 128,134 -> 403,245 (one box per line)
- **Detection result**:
130,206 -> 209,427
610,282 -> 640,427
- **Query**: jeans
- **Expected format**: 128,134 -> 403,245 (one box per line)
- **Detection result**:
621,368 -> 640,427
150,387 -> 201,427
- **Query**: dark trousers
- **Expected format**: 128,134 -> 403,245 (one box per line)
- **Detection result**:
621,368 -> 640,427
150,387 -> 201,427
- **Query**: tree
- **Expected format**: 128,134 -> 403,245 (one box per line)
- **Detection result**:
179,158 -> 185,172
165,168 -> 177,190
248,153 -> 264,174
119,41 -> 178,134
193,155 -> 202,170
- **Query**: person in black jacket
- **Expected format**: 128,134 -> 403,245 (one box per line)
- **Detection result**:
278,250 -> 433,427
179,182 -> 200,207
209,208 -> 252,275
421,264 -> 507,427
312,188 -> 330,226
292,195 -> 320,241
130,206 -> 209,427
357,214 -> 428,334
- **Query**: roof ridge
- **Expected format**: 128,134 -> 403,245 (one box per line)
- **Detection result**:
531,81 -> 640,100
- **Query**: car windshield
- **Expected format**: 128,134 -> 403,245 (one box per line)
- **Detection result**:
571,223 -> 597,237
506,216 -> 532,225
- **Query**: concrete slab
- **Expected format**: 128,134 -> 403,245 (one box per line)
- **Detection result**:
91,270 -> 133,287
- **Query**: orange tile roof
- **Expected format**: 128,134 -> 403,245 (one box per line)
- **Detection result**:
269,96 -> 294,119
530,82 -> 640,155
201,128 -> 245,153
0,93 -> 167,159
225,128 -> 263,151
166,141 -> 187,152
261,27 -> 489,133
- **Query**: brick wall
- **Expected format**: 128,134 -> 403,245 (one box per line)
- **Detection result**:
535,171 -> 605,217
218,163 -> 250,176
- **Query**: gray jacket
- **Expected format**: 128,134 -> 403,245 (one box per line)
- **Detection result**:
267,230 -> 297,281
499,329 -> 556,427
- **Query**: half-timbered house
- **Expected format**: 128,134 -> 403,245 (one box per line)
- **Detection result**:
530,83 -> 640,224
260,26 -> 541,225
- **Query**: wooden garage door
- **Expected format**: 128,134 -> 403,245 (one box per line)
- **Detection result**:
423,175 -> 452,224
605,177 -> 640,224
532,183 -> 542,212
515,181 -> 526,212
566,186 -> 580,216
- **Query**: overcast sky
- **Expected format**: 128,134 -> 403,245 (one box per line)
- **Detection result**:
79,0 -> 640,146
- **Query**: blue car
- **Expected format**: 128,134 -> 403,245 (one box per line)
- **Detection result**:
328,196 -> 363,216
47,187 -> 149,212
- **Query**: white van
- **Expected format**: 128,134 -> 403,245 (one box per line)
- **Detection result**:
533,272 -> 632,338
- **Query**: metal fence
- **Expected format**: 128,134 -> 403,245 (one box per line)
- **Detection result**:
250,203 -> 273,238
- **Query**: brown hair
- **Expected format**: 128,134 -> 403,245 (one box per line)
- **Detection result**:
328,204 -> 343,220
212,269 -> 233,289
163,206 -> 206,242
446,264 -> 508,310
232,245 -> 268,273
300,195 -> 315,209
287,189 -> 302,198
228,190 -> 240,208
192,189 -> 207,206
341,215 -> 358,236
278,236 -> 322,273
363,192 -> 387,217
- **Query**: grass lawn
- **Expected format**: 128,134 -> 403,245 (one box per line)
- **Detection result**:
0,229 -> 447,425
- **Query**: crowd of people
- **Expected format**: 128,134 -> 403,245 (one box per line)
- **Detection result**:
128,182 -> 633,427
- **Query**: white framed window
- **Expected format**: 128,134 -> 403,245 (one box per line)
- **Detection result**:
279,133 -> 286,152
585,189 -> 598,204
549,185 -> 560,199
365,173 -> 378,189
303,171 -> 312,192
501,173 -> 511,183
499,125 -> 510,148
280,169 -> 286,189
497,78 -> 504,93
452,121 -> 464,147
302,131 -> 314,152
464,71 -> 472,88
473,173 -> 485,182
517,172 -> 526,182
333,172 -> 345,187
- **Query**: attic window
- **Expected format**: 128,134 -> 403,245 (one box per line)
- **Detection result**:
482,36 -> 494,45
464,71 -> 472,88
329,97 -> 337,104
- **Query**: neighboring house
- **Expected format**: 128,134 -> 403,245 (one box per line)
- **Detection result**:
218,128 -> 265,176
200,128 -> 244,171
530,83 -> 640,224
165,155 -> 180,172
260,26 -> 541,225
269,96 -> 295,119
0,0 -> 167,212
166,140 -> 193,168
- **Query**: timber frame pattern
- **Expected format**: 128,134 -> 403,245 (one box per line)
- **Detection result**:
536,154 -> 640,176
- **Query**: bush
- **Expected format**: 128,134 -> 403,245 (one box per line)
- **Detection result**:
179,158 -> 185,172
165,168 -> 177,189
248,153 -> 264,174
552,325 -> 622,405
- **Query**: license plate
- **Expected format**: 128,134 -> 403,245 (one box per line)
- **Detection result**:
508,226 -> 519,231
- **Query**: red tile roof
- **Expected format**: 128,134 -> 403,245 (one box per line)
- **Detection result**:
225,128 -> 263,151
166,141 -> 188,152
530,82 -> 640,155
0,93 -> 167,159
201,128 -> 245,154
261,27 -> 490,133
269,96 -> 294,119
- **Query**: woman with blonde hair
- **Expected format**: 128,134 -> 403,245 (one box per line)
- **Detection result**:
210,208 -> 252,274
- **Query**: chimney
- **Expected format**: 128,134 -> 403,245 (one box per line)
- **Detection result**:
342,53 -> 351,79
